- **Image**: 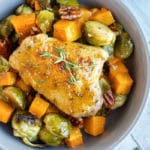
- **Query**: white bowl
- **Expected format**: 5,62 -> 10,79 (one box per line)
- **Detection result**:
0,0 -> 150,149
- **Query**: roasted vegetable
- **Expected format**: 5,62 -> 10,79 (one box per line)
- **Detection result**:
0,16 -> 14,37
57,0 -> 79,7
84,116 -> 106,136
114,32 -> 133,59
29,95 -> 49,118
38,0 -> 51,10
15,4 -> 33,15
39,126 -> 62,146
99,77 -> 111,94
112,72 -> 133,94
0,56 -> 10,72
65,126 -> 83,148
110,22 -> 123,35
3,86 -> 26,110
53,19 -> 82,42
12,110 -> 42,144
84,21 -> 116,46
0,99 -> 14,123
10,13 -> 36,40
90,8 -> 115,26
34,0 -> 42,10
111,94 -> 127,110
44,113 -> 71,138
0,72 -> 16,86
102,45 -> 114,58
36,10 -> 54,33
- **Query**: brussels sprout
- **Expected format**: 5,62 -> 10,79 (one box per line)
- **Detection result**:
36,10 -> 54,33
38,0 -> 51,10
110,22 -> 123,35
44,113 -> 71,138
114,32 -> 133,59
111,94 -> 127,110
12,110 -> 42,142
56,0 -> 79,7
3,86 -> 26,110
15,4 -> 33,15
0,16 -> 14,37
39,126 -> 62,146
84,21 -> 116,46
10,33 -> 19,44
99,77 -> 111,94
97,106 -> 110,117
0,56 -> 10,72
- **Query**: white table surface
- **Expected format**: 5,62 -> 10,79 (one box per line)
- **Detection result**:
115,0 -> 150,150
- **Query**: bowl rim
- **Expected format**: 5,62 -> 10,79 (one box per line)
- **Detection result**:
109,1 -> 150,149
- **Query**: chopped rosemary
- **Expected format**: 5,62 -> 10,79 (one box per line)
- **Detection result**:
40,51 -> 51,58
68,76 -> 78,84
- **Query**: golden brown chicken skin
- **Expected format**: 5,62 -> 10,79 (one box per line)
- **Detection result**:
9,34 -> 108,118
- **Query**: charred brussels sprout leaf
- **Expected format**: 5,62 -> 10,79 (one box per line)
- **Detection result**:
114,32 -> 133,59
0,56 -> 10,72
56,0 -> 79,7
36,10 -> 54,33
44,113 -> 71,138
111,94 -> 127,110
39,126 -> 62,146
3,86 -> 26,110
15,4 -> 33,15
38,0 -> 51,10
110,22 -> 123,35
84,21 -> 116,46
12,110 -> 42,142
0,16 -> 14,37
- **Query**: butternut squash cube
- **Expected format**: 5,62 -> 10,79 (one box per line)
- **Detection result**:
90,8 -> 115,25
84,116 -> 106,136
29,95 -> 49,118
0,99 -> 14,123
53,20 -> 82,42
34,0 -> 41,10
112,72 -> 133,94
0,72 -> 16,86
65,127 -> 83,148
15,77 -> 31,93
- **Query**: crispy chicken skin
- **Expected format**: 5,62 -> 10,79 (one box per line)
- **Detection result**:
9,34 -> 108,118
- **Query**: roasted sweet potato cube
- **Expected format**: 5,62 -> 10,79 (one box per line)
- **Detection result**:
53,20 -> 82,42
112,72 -> 133,94
90,8 -> 115,25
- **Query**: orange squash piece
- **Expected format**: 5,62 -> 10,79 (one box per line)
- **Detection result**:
90,8 -> 115,25
29,95 -> 49,118
66,127 -> 83,148
15,77 -> 31,93
0,99 -> 14,123
34,0 -> 41,10
84,116 -> 106,136
112,72 -> 133,94
53,20 -> 82,42
0,72 -> 16,86
11,14 -> 36,40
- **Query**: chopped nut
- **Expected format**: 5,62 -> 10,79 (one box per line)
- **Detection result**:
103,90 -> 115,108
59,6 -> 82,20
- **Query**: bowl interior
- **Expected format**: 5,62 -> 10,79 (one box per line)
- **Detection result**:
0,0 -> 149,150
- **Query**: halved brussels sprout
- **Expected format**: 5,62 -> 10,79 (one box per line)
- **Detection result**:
44,113 -> 71,138
111,94 -> 127,110
39,126 -> 62,146
0,16 -> 14,37
3,86 -> 26,110
0,56 -> 10,72
12,110 -> 42,142
99,77 -> 111,94
36,10 -> 54,33
15,4 -> 33,15
84,21 -> 116,46
114,32 -> 133,59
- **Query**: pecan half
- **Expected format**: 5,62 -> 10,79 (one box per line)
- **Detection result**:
66,116 -> 83,128
59,6 -> 82,20
103,89 -> 115,108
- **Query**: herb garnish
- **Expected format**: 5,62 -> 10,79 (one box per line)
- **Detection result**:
40,52 -> 51,58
